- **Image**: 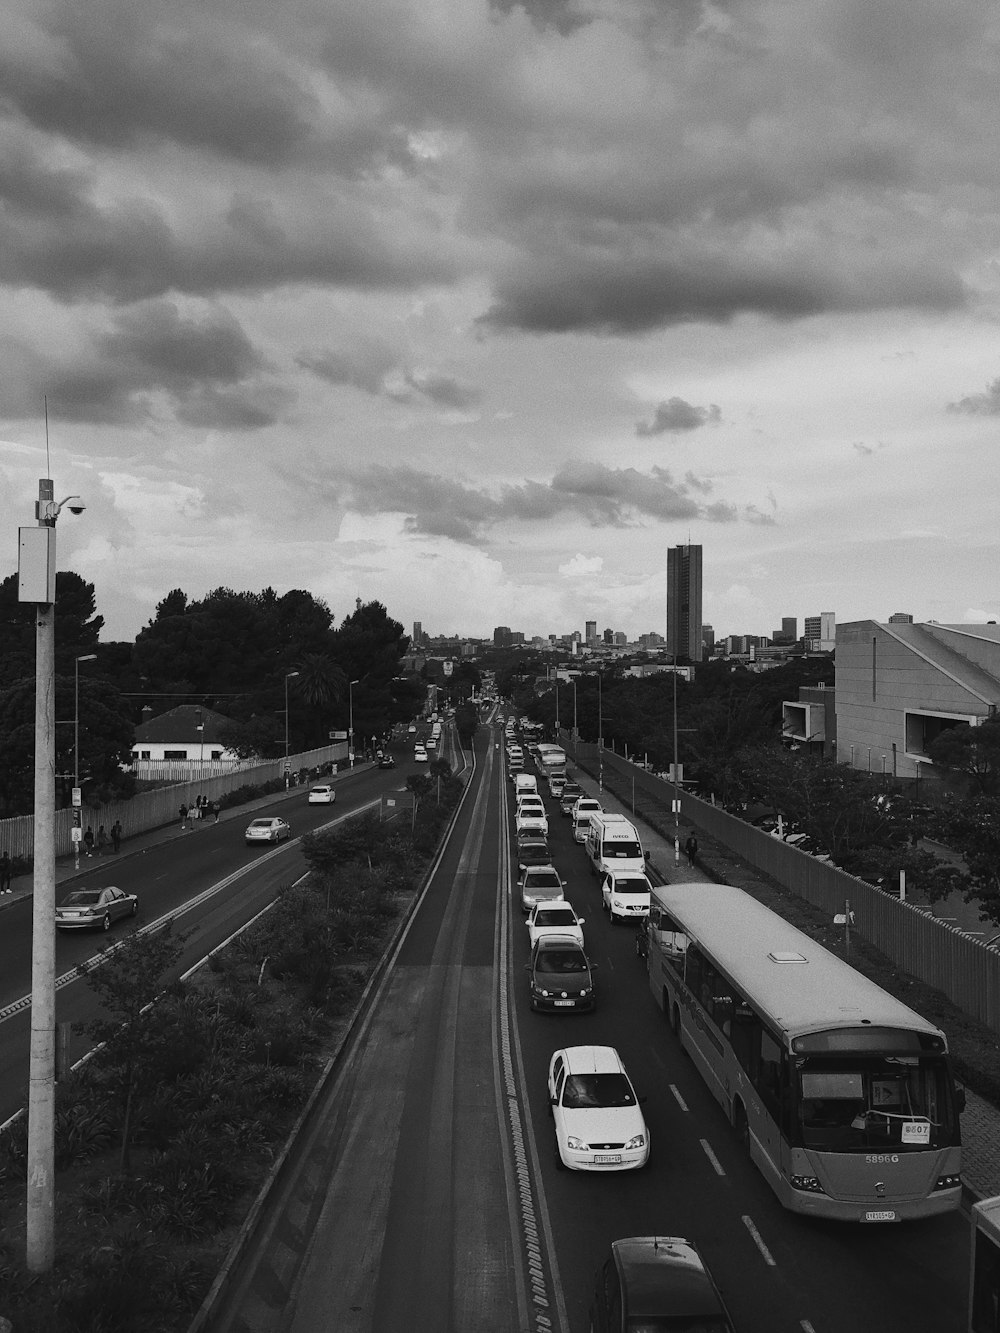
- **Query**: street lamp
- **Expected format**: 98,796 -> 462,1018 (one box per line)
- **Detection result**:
348,679 -> 360,767
73,654 -> 97,872
284,671 -> 299,788
17,477 -> 85,1273
195,707 -> 205,804
597,671 -> 603,792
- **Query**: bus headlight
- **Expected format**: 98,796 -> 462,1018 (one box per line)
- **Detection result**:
791,1175 -> 826,1194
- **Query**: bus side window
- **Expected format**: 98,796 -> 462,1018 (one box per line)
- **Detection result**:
731,1004 -> 760,1080
755,1028 -> 785,1123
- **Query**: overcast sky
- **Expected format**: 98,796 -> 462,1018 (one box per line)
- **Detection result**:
3,0 -> 999,645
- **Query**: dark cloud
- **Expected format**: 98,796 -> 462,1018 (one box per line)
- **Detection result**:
0,301 -> 286,428
297,343 -> 482,410
946,378 -> 1000,416
479,243 -> 966,335
323,459 -> 761,542
637,397 -> 721,436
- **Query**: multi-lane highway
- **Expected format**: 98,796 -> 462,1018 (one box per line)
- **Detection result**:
204,717 -> 969,1333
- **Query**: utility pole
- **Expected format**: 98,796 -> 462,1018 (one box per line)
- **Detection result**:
18,477 -> 85,1272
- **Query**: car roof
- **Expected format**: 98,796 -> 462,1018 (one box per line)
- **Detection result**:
610,1238 -> 725,1320
561,1045 -> 623,1075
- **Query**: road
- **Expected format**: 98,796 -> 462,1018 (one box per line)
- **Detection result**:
206,720 -> 970,1333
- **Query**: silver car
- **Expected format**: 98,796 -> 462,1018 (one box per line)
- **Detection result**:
56,886 -> 138,932
245,817 -> 291,844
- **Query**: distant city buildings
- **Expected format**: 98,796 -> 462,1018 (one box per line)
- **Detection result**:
888,612 -> 914,624
803,612 -> 836,652
666,543 -> 704,662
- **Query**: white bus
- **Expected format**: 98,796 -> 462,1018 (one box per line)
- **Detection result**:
647,882 -> 964,1222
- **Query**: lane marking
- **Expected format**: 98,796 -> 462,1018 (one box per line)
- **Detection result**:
700,1138 -> 726,1177
670,1084 -> 689,1113
742,1214 -> 777,1267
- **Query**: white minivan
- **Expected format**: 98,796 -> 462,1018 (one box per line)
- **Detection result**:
514,773 -> 538,799
585,812 -> 645,877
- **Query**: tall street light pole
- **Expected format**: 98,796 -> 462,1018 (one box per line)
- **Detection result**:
195,707 -> 205,804
73,653 -> 97,872
597,671 -> 603,793
349,679 -> 360,767
284,671 -> 299,788
18,477 -> 85,1273
672,661 -> 680,866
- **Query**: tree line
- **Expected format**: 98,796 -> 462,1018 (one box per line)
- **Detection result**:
0,572 -> 423,817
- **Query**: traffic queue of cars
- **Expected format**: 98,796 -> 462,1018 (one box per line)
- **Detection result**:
500,712 -> 736,1332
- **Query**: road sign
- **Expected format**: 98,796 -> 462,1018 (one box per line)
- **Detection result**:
70,826 -> 82,843
71,786 -> 81,808
283,761 -> 291,773
329,730 -> 348,740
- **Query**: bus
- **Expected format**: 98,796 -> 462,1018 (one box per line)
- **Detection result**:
647,882 -> 964,1222
970,1195 -> 1000,1332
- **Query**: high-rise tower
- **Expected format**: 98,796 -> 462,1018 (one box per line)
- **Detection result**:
666,543 -> 703,662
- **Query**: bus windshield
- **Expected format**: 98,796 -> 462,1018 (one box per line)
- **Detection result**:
793,1054 -> 959,1151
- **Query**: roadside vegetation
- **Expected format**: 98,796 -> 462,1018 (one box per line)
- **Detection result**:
0,760 -> 464,1332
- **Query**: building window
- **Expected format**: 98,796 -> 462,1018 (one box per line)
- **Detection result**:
903,710 -> 977,761
211,750 -> 223,760
163,750 -> 188,760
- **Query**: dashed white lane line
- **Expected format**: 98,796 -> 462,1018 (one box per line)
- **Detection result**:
700,1138 -> 726,1177
742,1214 -> 777,1267
670,1083 -> 689,1113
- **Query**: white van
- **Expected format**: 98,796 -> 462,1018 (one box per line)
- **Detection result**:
514,773 -> 538,799
585,812 -> 645,877
572,796 -> 603,844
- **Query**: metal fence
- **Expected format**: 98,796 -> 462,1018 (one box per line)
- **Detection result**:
567,738 -> 1000,1032
0,743 -> 347,862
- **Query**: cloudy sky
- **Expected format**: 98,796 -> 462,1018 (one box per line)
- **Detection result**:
2,0 -> 999,645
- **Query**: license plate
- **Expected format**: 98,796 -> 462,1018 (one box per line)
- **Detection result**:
594,1154 -> 622,1164
864,1210 -> 897,1223
554,1000 -> 575,1007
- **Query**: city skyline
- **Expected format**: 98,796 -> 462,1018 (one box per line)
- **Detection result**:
2,2 -> 999,643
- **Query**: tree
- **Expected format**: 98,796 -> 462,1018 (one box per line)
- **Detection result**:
0,569 -> 104,690
76,926 -> 186,1170
926,718 -> 1000,797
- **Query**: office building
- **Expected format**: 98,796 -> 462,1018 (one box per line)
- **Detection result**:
803,612 -> 836,652
494,626 -> 512,648
585,620 -> 597,644
412,620 -> 423,647
666,543 -> 704,662
888,612 -> 914,624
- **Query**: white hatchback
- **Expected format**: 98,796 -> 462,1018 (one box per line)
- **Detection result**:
307,785 -> 336,805
548,1045 -> 649,1172
526,901 -> 585,948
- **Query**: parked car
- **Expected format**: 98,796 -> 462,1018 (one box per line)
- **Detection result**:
526,937 -> 596,1013
589,1236 -> 734,1332
548,1045 -> 649,1171
526,901 -> 586,947
245,816 -> 291,845
519,865 -> 566,912
56,886 -> 138,932
307,785 -> 337,804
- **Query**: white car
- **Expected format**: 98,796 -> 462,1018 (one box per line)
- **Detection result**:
414,745 -> 428,762
307,785 -> 337,805
515,808 -> 549,837
601,870 -> 652,925
526,901 -> 586,948
548,1046 -> 649,1172
245,817 -> 291,844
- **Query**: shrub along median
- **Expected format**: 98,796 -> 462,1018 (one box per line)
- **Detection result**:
0,761 -> 464,1332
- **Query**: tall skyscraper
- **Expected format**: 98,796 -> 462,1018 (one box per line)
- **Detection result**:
412,620 -> 423,646
666,543 -> 703,662
585,620 -> 597,643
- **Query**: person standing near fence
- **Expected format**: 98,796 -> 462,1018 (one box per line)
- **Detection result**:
0,852 -> 12,894
179,804 -> 188,830
111,820 -> 123,854
96,825 -> 107,856
83,825 -> 95,857
684,833 -> 698,867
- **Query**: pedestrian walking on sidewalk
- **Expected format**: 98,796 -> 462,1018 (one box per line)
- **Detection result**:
96,824 -> 107,856
111,820 -> 123,854
83,825 -> 95,857
684,834 -> 698,867
211,800 -> 220,823
179,803 -> 188,830
0,852 -> 12,894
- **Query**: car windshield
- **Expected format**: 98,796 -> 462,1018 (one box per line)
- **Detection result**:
613,879 -> 650,894
536,950 -> 588,974
604,842 -> 643,859
536,908 -> 576,926
60,892 -> 100,907
562,1073 -> 635,1109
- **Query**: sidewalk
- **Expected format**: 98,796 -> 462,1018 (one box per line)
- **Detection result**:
0,765 -> 373,912
571,767 -> 1000,1207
